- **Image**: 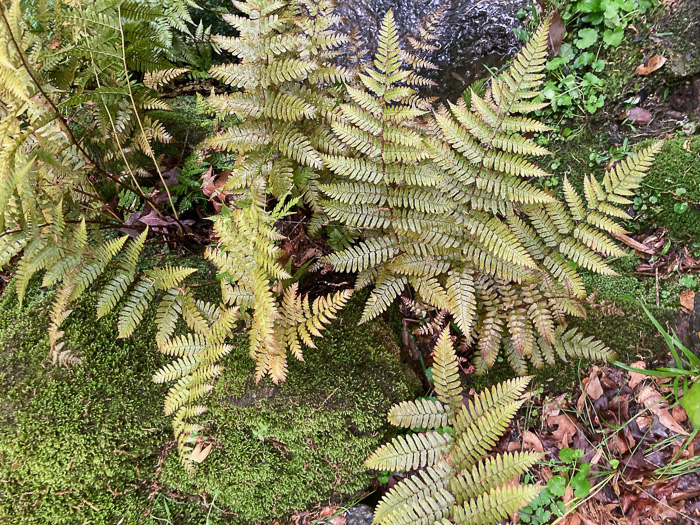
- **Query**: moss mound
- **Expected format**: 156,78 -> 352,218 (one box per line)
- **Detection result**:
635,135 -> 700,243
0,279 -> 419,524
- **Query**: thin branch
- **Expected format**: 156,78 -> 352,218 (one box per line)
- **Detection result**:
117,6 -> 179,222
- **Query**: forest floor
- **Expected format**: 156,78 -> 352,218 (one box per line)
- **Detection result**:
299,0 -> 700,523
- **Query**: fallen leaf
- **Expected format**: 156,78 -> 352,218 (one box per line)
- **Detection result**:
576,392 -> 586,412
636,414 -> 653,431
138,210 -> 173,227
546,414 -> 578,448
563,485 -> 574,504
451,71 -> 466,83
624,107 -> 653,125
685,139 -> 692,152
635,54 -> 666,75
628,360 -> 647,389
188,442 -> 212,463
523,430 -> 544,453
561,514 -> 582,525
586,374 -> 605,401
613,433 -> 629,455
506,441 -> 522,452
680,290 -> 695,311
638,386 -> 688,435
543,393 -> 567,418
672,404 -> 688,423
547,7 -> 566,56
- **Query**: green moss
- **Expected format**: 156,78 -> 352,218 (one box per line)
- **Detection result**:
160,292 -> 420,523
0,278 -> 419,524
581,257 -> 687,310
632,136 -> 700,242
0,279 -> 179,524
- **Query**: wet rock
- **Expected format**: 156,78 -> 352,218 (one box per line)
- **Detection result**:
334,0 -> 528,99
345,504 -> 375,525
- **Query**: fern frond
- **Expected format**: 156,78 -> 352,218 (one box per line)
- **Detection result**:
360,273 -> 407,323
363,431 -> 452,472
451,451 -> 543,504
446,268 -> 477,339
374,466 -> 452,525
432,328 -> 462,414
453,485 -> 541,525
451,400 -> 523,472
388,398 -> 450,430
117,278 -> 156,338
454,376 -> 531,433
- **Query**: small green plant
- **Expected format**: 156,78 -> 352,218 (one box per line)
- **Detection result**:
678,275 -> 697,290
519,448 -> 591,524
530,0 -> 655,120
615,305 -> 700,429
364,329 -> 542,524
173,154 -> 210,214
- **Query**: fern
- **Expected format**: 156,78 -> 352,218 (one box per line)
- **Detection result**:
365,331 -> 542,524
0,0 -> 663,475
316,13 -> 656,374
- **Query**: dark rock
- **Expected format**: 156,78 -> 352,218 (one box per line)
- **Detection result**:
334,0 -> 528,99
345,504 -> 375,525
659,0 -> 700,79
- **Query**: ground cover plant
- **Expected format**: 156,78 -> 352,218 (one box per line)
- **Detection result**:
1,0 -> 696,522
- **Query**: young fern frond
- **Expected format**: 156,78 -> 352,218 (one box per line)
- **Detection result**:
432,328 -> 463,415
366,337 -> 541,524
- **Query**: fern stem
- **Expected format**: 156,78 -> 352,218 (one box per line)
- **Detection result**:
86,46 -> 149,207
117,6 -> 180,224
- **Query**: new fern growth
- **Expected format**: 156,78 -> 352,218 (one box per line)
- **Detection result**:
203,0 -> 355,383
365,328 -> 542,524
317,12 -> 661,375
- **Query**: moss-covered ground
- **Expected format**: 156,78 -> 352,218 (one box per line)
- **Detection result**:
0,278 -> 419,524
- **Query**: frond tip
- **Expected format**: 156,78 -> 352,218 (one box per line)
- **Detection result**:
366,337 -> 541,524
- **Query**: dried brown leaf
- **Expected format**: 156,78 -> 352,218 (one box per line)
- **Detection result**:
638,386 -> 687,435
628,361 -> 647,389
680,290 -> 695,311
188,442 -> 212,463
523,430 -> 544,453
586,374 -> 605,401
635,54 -> 666,75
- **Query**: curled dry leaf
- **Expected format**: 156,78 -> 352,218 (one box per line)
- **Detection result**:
546,414 -> 578,448
523,430 -> 544,453
635,54 -> 666,75
671,404 -> 688,424
188,442 -> 212,463
638,386 -> 687,435
586,374 -> 605,401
